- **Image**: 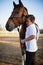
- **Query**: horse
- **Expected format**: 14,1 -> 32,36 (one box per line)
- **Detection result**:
5,0 -> 28,65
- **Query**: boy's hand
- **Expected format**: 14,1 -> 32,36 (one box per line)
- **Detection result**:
21,39 -> 25,44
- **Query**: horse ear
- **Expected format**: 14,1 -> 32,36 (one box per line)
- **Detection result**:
13,1 -> 16,7
19,0 -> 23,6
23,8 -> 28,16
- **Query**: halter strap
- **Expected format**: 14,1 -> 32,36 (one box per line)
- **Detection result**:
9,14 -> 26,27
9,13 -> 25,20
9,15 -> 26,33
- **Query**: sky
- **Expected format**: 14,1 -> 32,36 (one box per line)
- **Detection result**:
0,0 -> 43,30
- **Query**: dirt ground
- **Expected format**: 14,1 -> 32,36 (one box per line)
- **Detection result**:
0,36 -> 43,65
0,37 -> 22,65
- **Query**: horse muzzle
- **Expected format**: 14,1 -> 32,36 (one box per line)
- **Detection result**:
5,23 -> 14,31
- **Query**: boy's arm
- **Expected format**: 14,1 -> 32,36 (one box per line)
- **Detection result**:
21,35 -> 35,44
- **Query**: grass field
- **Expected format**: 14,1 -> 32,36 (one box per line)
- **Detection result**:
0,31 -> 43,65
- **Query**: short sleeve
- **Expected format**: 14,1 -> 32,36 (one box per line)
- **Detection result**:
28,26 -> 36,36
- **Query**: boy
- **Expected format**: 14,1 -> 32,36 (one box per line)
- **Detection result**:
21,15 -> 38,65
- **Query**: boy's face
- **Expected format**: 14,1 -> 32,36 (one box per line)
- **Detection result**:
26,18 -> 30,26
26,18 -> 33,26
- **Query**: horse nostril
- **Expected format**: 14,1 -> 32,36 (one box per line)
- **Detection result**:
6,23 -> 9,30
7,24 -> 9,28
5,23 -> 14,31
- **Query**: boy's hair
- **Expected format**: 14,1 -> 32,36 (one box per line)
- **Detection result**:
26,15 -> 35,23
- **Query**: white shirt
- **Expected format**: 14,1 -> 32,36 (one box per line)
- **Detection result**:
25,24 -> 38,52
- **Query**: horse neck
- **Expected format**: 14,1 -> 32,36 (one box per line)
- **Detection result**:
18,15 -> 26,25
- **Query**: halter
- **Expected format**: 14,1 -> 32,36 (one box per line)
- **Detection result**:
9,13 -> 25,22
9,14 -> 26,32
9,6 -> 27,24
8,6 -> 28,32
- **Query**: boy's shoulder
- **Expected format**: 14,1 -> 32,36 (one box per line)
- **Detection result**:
27,24 -> 35,30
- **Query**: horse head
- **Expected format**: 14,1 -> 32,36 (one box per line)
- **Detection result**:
6,0 -> 28,31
